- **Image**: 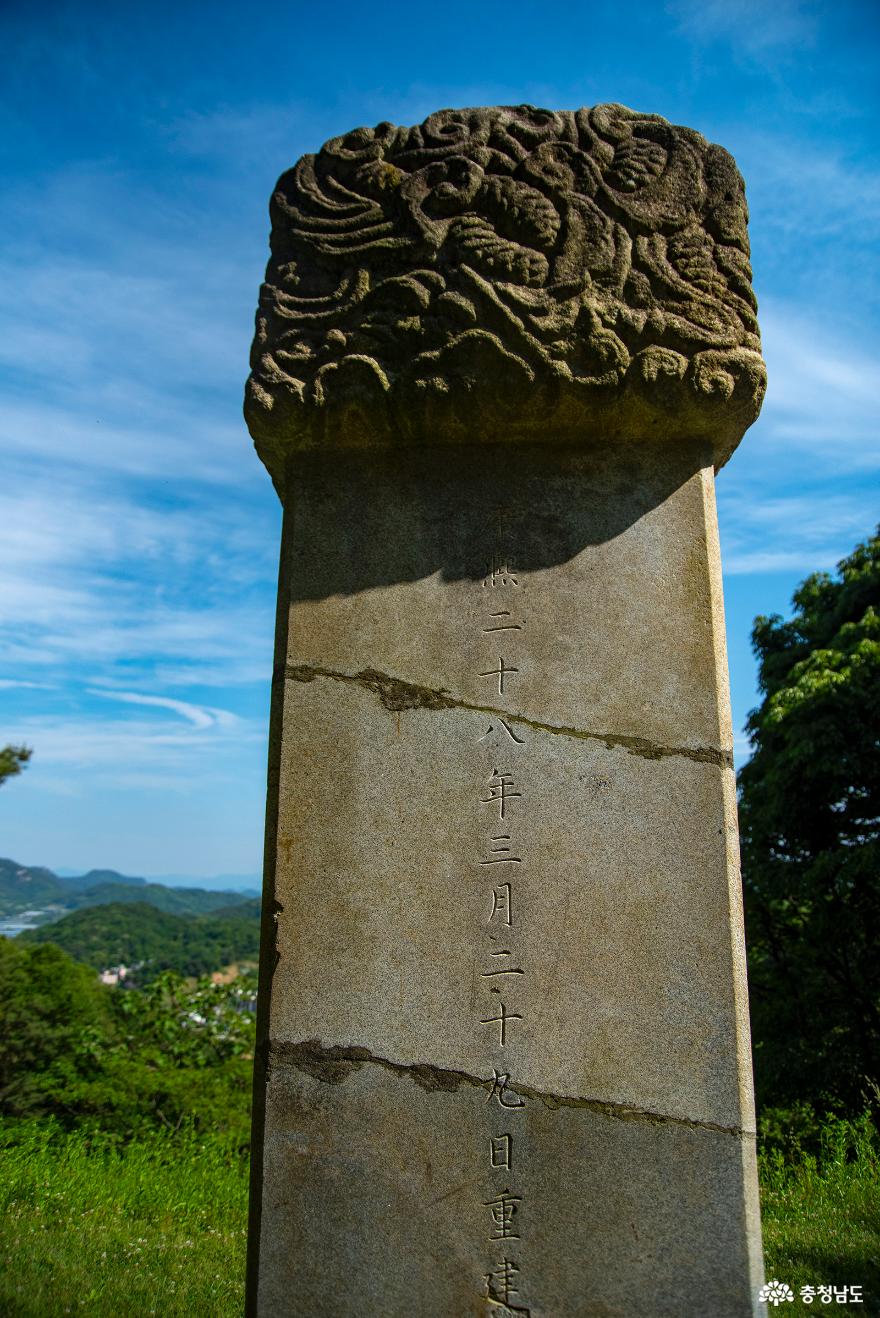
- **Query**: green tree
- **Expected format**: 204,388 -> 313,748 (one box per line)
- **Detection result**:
0,938 -> 254,1145
739,529 -> 880,1114
0,938 -> 113,1119
0,744 -> 31,786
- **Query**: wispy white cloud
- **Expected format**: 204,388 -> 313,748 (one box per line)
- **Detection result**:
745,138 -> 880,246
0,151 -> 268,512
0,397 -> 245,485
0,265 -> 260,487
718,302 -> 878,573
754,300 -> 879,466
0,469 -> 274,576
718,487 -> 876,576
162,102 -> 316,182
723,546 -> 849,576
667,0 -> 818,55
0,465 -> 277,690
0,589 -> 274,682
0,184 -> 256,383
86,688 -> 240,730
3,707 -> 263,785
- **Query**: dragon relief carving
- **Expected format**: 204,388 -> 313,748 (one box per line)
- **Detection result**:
245,104 -> 765,485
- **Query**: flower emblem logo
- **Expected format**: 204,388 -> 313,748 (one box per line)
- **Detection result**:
758,1280 -> 795,1306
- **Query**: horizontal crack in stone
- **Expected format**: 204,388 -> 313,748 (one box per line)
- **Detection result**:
269,1039 -> 471,1093
267,1040 -> 751,1138
279,662 -> 733,768
284,663 -> 456,712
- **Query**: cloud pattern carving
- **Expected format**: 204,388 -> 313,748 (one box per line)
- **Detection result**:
246,104 -> 765,481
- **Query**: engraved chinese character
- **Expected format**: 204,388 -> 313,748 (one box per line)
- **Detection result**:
482,770 -> 521,821
484,1190 -> 522,1240
479,657 -> 519,696
485,1257 -> 527,1311
480,718 -> 525,745
483,558 -> 519,589
482,949 -> 524,981
479,835 -> 522,866
490,1133 -> 512,1171
487,1070 -> 524,1110
491,505 -> 512,543
488,883 -> 512,926
483,610 -> 523,633
481,1002 -> 523,1047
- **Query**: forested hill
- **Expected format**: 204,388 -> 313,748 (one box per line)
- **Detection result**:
0,858 -> 70,912
63,880 -> 251,916
18,900 -> 260,979
0,857 -> 254,919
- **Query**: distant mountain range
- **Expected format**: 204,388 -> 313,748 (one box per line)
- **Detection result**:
18,898 -> 261,979
0,858 -> 259,923
54,867 -> 262,892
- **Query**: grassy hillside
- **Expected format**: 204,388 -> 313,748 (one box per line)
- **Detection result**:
0,939 -> 877,1314
18,900 -> 260,978
3,1115 -> 880,1317
0,1126 -> 248,1317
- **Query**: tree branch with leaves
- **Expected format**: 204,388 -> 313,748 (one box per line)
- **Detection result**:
0,745 -> 31,787
740,528 -> 880,1115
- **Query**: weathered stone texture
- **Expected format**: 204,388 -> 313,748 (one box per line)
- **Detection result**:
246,442 -> 764,1314
259,1061 -> 761,1317
245,105 -> 765,1317
246,104 -> 765,489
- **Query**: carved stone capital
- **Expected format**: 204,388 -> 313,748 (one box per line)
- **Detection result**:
245,104 -> 765,491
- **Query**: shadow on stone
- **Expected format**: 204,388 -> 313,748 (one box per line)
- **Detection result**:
285,437 -> 711,602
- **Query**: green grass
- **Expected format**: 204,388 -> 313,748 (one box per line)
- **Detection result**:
0,1124 -> 248,1317
1,1114 -> 878,1315
759,1113 -> 880,1314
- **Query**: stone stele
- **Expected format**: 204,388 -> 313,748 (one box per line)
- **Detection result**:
244,104 -> 767,1318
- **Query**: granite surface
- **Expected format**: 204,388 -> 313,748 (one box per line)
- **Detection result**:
245,103 -> 765,1317
246,441 -> 764,1315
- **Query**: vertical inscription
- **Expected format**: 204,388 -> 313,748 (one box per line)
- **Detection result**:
490,1134 -> 512,1170
475,506 -> 531,1316
485,1257 -> 528,1314
481,770 -> 522,822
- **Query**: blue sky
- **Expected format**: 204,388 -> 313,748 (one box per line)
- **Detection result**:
1,0 -> 877,881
